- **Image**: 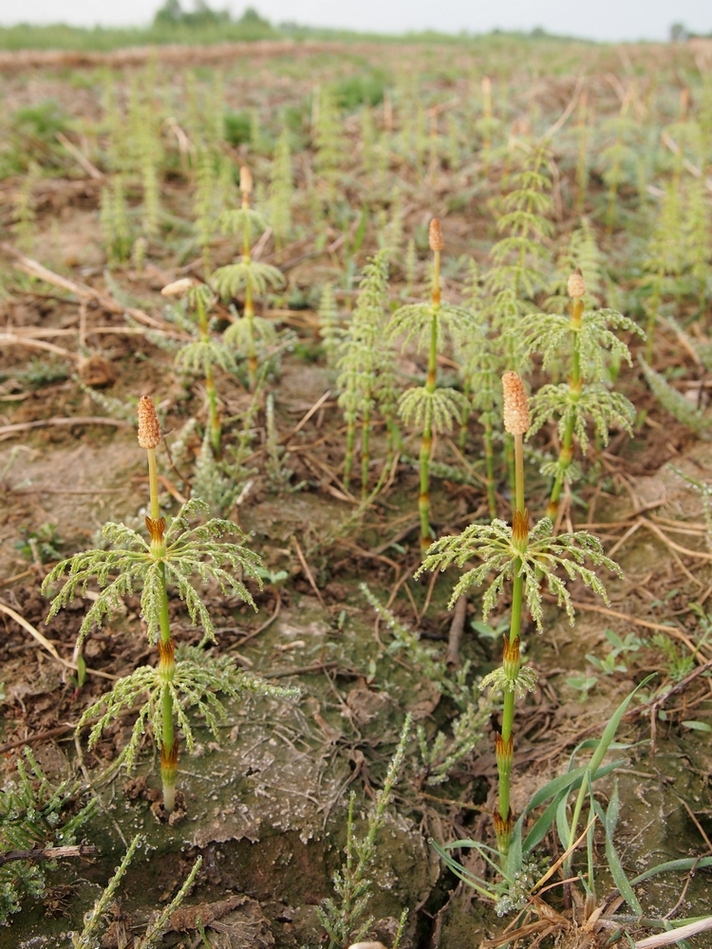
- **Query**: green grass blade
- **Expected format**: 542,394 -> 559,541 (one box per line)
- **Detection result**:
630,856 -> 712,886
429,838 -> 497,900
594,789 -> 642,915
586,674 -> 655,778
556,792 -> 571,852
522,790 -> 566,854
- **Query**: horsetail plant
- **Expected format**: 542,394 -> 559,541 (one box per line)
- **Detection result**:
521,271 -> 643,519
318,283 -> 341,368
211,165 -> 285,390
484,144 -> 555,371
193,148 -> 226,276
269,125 -> 294,248
479,143 -> 555,497
638,355 -> 710,436
417,372 -> 622,859
99,174 -> 132,266
337,248 -> 397,495
389,219 -> 469,548
641,179 -> 685,361
317,715 -> 411,949
163,277 -> 236,456
458,261 -> 500,518
42,396 -> 295,813
0,748 -> 95,925
550,219 -> 605,311
73,835 -> 203,949
313,85 -> 345,207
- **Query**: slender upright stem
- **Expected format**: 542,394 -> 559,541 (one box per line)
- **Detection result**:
495,431 -> 528,856
547,296 -> 583,519
494,373 -> 531,858
157,629 -> 177,813
645,277 -> 661,364
385,409 -> 402,459
343,415 -> 355,491
504,432 -> 516,505
513,429 -> 525,516
146,446 -> 160,523
483,419 -> 497,519
361,401 -> 371,499
458,380 -> 471,450
196,295 -> 221,456
419,245 -> 440,551
143,428 -> 177,813
575,90 -> 589,215
242,194 -> 257,392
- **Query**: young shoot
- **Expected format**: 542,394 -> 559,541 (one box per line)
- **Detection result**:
417,372 -> 622,858
458,261 -> 500,518
521,270 -> 643,518
389,219 -> 470,547
211,165 -> 285,390
317,715 -> 411,948
336,248 -> 397,495
163,277 -> 236,456
42,396 -> 295,813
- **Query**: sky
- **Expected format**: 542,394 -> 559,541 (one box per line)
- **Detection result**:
0,0 -> 710,43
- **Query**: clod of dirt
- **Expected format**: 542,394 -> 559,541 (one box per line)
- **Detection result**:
78,353 -> 117,388
150,791 -> 187,825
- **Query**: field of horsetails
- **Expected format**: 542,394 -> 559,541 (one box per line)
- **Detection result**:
0,27 -> 712,949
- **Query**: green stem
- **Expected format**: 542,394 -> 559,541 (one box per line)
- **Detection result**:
483,418 -> 497,519
504,432 -> 515,504
244,275 -> 256,392
243,216 -> 257,391
205,366 -> 220,456
157,564 -> 177,813
361,403 -> 371,500
146,448 -> 177,813
547,299 -> 583,520
548,427 -> 574,518
386,409 -> 402,458
645,275 -> 661,364
459,381 -> 471,450
497,569 -> 523,823
495,431 -> 527,858
419,426 -> 433,550
197,295 -> 221,456
343,416 -> 355,491
419,249 -> 440,550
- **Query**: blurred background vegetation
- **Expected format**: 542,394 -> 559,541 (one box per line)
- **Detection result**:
2,2 -> 708,52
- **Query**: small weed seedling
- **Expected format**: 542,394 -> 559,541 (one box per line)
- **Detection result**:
0,748 -> 95,925
361,583 -> 488,786
317,715 -> 411,949
73,834 -> 202,949
42,396 -> 296,813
